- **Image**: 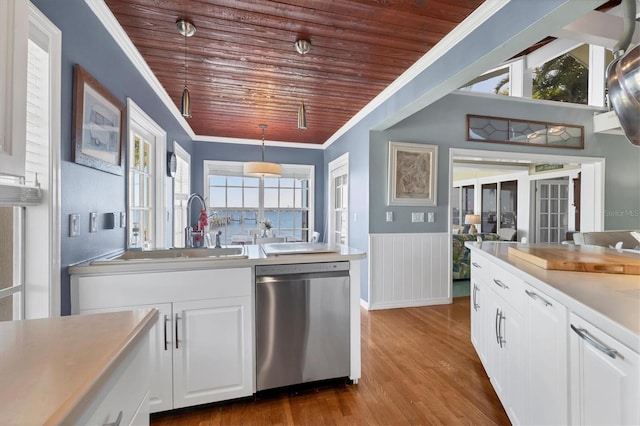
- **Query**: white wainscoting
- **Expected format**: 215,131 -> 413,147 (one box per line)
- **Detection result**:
368,233 -> 451,310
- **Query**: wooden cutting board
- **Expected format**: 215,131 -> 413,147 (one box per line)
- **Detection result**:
508,245 -> 640,275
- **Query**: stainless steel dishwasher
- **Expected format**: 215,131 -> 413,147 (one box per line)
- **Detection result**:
255,261 -> 350,391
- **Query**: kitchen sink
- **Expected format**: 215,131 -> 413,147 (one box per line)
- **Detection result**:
92,246 -> 247,264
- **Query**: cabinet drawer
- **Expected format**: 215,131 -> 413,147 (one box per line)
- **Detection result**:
470,253 -> 493,283
485,258 -> 525,312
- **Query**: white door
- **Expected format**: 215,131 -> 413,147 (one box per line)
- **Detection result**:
173,297 -> 252,408
535,179 -> 570,243
328,153 -> 349,246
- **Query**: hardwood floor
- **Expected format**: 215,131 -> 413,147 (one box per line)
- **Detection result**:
151,297 -> 509,425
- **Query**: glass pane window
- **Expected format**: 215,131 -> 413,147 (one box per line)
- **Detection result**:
204,161 -> 313,244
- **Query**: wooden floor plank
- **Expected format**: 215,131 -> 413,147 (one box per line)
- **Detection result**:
151,297 -> 509,425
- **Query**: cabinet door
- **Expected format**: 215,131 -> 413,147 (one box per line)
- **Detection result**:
81,303 -> 174,413
570,314 -> 640,425
525,287 -> 568,425
470,277 -> 489,370
173,297 -> 253,408
488,296 -> 524,425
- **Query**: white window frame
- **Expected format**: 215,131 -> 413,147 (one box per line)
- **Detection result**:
126,98 -> 167,249
203,160 -> 314,242
172,141 -> 190,248
24,3 -> 61,319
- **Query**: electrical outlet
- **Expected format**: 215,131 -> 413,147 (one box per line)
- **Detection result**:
386,211 -> 393,222
89,212 -> 98,233
411,212 -> 424,223
69,214 -> 80,237
427,212 -> 435,223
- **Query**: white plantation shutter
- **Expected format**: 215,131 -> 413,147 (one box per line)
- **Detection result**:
25,38 -> 49,188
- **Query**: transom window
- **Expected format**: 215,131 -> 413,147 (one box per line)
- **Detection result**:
204,161 -> 314,245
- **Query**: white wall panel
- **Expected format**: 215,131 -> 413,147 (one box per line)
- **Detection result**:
368,233 -> 451,310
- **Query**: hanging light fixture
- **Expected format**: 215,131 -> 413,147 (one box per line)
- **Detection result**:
243,124 -> 282,177
295,39 -> 311,130
297,101 -> 307,130
176,19 -> 196,118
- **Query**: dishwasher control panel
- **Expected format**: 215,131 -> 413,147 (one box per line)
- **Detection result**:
255,261 -> 350,276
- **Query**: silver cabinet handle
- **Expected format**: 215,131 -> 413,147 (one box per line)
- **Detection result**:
493,278 -> 509,290
472,284 -> 479,311
495,308 -> 501,346
525,289 -> 552,307
498,311 -> 506,348
103,411 -> 123,426
571,324 -> 623,360
163,314 -> 170,351
472,262 -> 482,268
175,313 -> 181,349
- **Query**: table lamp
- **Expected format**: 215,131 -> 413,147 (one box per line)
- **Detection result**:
465,214 -> 481,234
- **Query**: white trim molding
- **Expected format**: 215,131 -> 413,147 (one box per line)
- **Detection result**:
368,232 -> 451,310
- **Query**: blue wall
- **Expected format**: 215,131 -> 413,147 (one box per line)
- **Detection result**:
371,92 -> 640,233
32,0 -> 193,314
190,141 -> 326,239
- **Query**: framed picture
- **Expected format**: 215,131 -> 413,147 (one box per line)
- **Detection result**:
388,141 -> 438,206
72,64 -> 125,175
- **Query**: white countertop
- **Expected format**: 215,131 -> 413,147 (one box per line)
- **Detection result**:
0,309 -> 158,425
467,242 -> 640,352
68,243 -> 366,276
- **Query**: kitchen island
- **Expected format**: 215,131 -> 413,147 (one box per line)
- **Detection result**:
68,243 -> 366,414
467,241 -> 639,425
0,308 -> 158,425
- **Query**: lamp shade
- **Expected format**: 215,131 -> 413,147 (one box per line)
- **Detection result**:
243,161 -> 282,177
181,85 -> 191,118
465,214 -> 481,225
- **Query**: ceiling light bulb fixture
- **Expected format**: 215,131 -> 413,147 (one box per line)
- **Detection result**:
243,124 -> 282,178
177,19 -> 196,118
298,101 -> 307,130
294,39 -> 311,55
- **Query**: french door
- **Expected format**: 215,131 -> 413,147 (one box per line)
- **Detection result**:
535,179 -> 569,243
328,154 -> 349,246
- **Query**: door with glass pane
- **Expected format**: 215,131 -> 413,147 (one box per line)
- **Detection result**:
536,179 -> 569,243
481,183 -> 497,233
129,133 -> 154,249
328,155 -> 348,246
499,180 -> 517,231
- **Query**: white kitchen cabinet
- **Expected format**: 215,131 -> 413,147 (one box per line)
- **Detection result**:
83,303 -> 174,413
470,260 -> 491,370
0,0 -> 28,177
173,297 -> 253,408
524,285 -> 568,425
570,313 -> 640,425
74,322 -> 151,426
75,267 -> 253,412
470,252 -> 526,425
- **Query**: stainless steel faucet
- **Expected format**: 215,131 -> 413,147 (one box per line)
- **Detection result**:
185,193 -> 206,248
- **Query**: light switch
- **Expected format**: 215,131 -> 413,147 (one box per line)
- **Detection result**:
427,212 -> 435,223
69,214 -> 80,237
120,212 -> 127,228
411,212 -> 424,223
386,211 -> 393,222
89,212 -> 98,233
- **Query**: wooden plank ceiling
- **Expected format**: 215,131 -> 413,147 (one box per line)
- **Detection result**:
104,0 -> 623,144
104,0 -> 484,144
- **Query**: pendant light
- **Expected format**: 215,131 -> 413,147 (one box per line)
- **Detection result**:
298,101 -> 307,130
295,39 -> 311,130
176,19 -> 196,118
243,124 -> 282,177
